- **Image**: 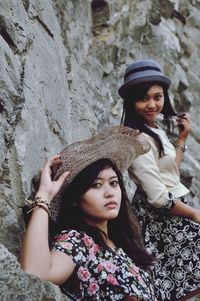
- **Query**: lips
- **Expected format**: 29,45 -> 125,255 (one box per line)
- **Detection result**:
104,201 -> 118,207
145,110 -> 156,114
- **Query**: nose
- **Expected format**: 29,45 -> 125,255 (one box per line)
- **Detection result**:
104,184 -> 114,198
147,99 -> 156,108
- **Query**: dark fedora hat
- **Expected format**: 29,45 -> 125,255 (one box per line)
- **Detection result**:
118,59 -> 176,116
118,59 -> 171,98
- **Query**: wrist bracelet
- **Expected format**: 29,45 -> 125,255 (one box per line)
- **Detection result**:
26,203 -> 49,215
35,203 -> 50,215
175,144 -> 188,152
35,196 -> 50,209
26,196 -> 50,215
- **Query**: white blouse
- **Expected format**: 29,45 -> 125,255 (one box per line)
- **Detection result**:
129,127 -> 189,208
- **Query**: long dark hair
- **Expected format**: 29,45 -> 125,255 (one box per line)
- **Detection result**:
121,82 -> 176,157
55,158 -> 154,269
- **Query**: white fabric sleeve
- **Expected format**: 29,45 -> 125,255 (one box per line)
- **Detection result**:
129,142 -> 170,208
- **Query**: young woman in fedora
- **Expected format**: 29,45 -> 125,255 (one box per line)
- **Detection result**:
119,59 -> 200,301
20,126 -> 157,301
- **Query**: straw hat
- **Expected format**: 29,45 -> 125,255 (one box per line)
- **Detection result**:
50,125 -> 150,221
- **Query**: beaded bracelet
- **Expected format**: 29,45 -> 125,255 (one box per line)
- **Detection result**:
26,203 -> 49,215
26,197 -> 50,215
35,196 -> 50,209
35,203 -> 49,215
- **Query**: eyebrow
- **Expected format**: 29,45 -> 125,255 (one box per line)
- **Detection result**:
96,176 -> 118,180
145,91 -> 163,97
154,91 -> 164,94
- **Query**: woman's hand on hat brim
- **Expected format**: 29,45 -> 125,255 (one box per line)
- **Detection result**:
35,155 -> 70,203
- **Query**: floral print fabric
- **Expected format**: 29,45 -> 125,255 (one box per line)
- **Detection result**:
132,188 -> 200,300
51,229 -> 156,300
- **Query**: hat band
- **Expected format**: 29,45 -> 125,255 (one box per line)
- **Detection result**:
125,66 -> 161,80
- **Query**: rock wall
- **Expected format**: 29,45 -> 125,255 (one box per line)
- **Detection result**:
1,0 -> 200,300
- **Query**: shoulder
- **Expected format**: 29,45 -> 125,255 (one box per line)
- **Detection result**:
53,229 -> 98,251
52,229 -> 100,265
53,229 -> 81,242
139,132 -> 159,155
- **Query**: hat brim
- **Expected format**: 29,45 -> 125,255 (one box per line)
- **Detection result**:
118,75 -> 171,98
50,126 -> 150,222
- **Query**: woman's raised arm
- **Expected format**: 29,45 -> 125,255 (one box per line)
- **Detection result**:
19,156 -> 73,284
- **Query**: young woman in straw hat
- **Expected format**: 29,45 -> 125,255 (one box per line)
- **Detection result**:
119,59 -> 200,301
20,126 -> 158,301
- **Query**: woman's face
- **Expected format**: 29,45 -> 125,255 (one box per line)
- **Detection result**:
78,166 -> 122,230
134,85 -> 164,127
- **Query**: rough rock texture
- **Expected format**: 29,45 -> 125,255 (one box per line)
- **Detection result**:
0,243 -> 69,301
1,0 -> 200,300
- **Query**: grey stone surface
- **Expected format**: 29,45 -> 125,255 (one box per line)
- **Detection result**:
1,0 -> 200,300
0,244 -> 70,301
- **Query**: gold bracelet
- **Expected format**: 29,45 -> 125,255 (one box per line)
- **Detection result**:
175,144 -> 187,152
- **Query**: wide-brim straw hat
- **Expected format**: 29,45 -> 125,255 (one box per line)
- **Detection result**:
49,125 -> 150,222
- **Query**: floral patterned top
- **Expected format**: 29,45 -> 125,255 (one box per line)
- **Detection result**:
51,229 -> 156,301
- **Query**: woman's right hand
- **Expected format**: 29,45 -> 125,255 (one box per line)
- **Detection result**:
20,155 -> 74,283
36,155 -> 70,203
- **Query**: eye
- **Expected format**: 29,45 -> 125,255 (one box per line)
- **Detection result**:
110,180 -> 119,187
91,182 -> 102,188
155,94 -> 163,101
140,96 -> 148,102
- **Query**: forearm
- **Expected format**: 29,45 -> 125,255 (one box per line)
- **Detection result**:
175,112 -> 191,167
20,155 -> 71,282
20,205 -> 51,279
175,138 -> 186,167
170,199 -> 200,222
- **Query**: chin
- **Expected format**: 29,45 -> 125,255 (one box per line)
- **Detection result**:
107,211 -> 119,220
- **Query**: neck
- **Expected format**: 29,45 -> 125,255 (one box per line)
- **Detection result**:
105,237 -> 116,250
147,121 -> 157,128
83,218 -> 116,250
83,217 -> 108,236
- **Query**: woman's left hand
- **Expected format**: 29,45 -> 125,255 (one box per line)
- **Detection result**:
176,113 -> 191,141
36,155 -> 70,203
